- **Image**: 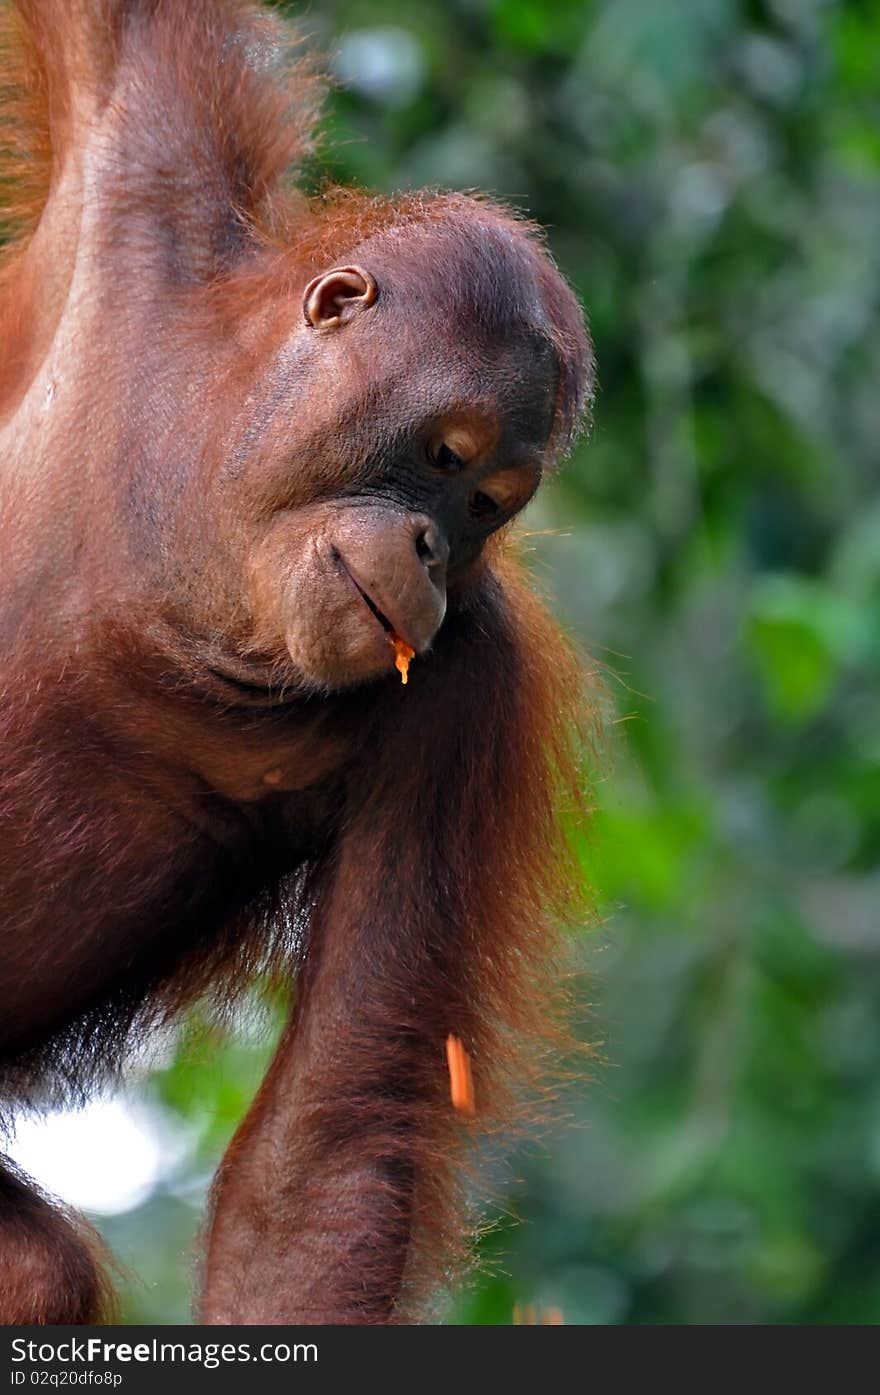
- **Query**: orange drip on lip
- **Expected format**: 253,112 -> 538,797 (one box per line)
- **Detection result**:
390,636 -> 415,684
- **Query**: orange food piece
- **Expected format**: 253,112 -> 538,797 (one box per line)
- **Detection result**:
445,1034 -> 475,1115
390,636 -> 415,685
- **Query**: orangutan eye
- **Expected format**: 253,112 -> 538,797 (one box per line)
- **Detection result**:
469,490 -> 500,520
432,442 -> 466,472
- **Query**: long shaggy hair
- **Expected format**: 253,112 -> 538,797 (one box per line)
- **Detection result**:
0,0 -> 595,1324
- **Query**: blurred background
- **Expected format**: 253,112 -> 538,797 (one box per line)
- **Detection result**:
9,0 -> 880,1324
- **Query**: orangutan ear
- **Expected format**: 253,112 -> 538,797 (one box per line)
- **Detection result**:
303,266 -> 378,329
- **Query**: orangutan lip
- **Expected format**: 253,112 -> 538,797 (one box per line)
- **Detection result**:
331,547 -> 410,645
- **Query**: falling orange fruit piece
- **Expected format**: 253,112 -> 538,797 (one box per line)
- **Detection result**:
445,1034 -> 475,1115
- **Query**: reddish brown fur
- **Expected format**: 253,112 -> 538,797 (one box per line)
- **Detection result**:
201,561 -> 588,1321
0,0 -> 594,1325
0,1162 -> 117,1324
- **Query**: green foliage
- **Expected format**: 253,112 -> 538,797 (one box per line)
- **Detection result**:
102,0 -> 880,1324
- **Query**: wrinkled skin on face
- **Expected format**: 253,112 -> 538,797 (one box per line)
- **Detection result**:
229,229 -> 571,694
250,499 -> 448,690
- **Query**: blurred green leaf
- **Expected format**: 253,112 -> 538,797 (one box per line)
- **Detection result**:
746,574 -> 869,723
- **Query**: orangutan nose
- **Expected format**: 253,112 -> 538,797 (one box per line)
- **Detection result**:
414,519 -> 449,578
331,505 -> 448,653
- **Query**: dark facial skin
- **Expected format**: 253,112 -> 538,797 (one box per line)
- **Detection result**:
242,259 -> 563,694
